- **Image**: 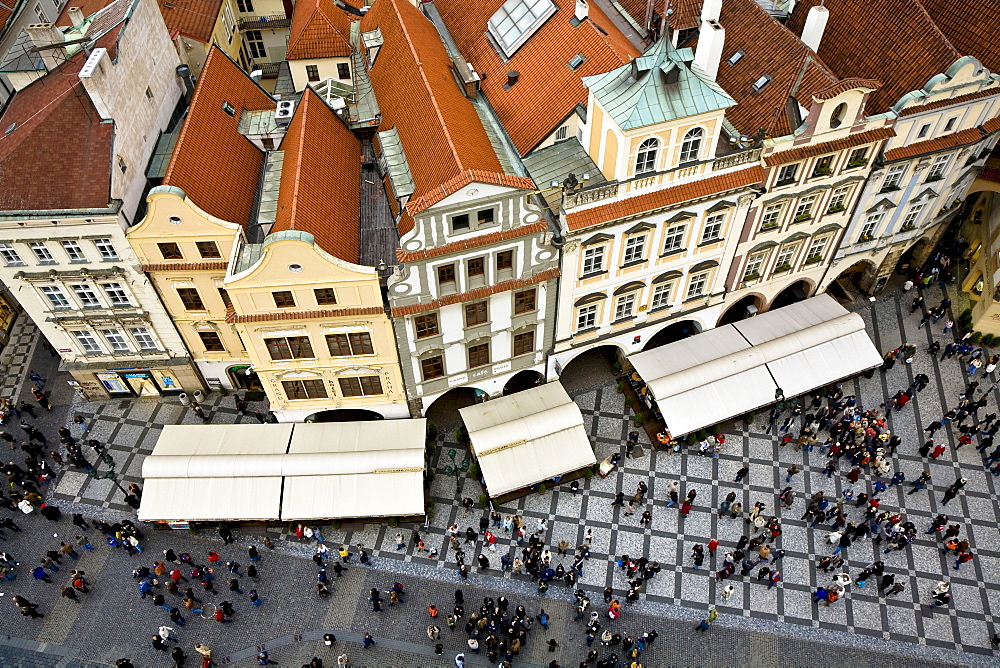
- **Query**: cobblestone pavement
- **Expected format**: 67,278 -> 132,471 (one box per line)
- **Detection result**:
0,279 -> 998,664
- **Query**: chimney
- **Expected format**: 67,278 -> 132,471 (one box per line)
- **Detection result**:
694,19 -> 725,80
24,24 -> 66,72
701,0 -> 721,22
801,5 -> 829,52
575,0 -> 588,21
504,70 -> 519,90
67,7 -> 85,26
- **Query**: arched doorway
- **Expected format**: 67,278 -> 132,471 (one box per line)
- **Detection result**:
770,280 -> 812,310
424,387 -> 484,428
642,319 -> 701,352
828,260 -> 876,301
227,365 -> 263,393
895,236 -> 934,276
557,345 -> 623,394
305,408 -> 384,422
718,295 -> 762,325
503,370 -> 545,395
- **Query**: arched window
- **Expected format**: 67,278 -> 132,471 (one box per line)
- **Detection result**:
679,128 -> 703,164
830,103 -> 847,128
634,138 -> 659,174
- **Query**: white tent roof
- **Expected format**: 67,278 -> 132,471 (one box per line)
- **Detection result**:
138,420 -> 426,522
460,383 -> 596,498
630,294 -> 882,437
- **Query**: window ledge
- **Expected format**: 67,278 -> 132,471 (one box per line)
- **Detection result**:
649,304 -> 671,315
620,259 -> 647,269
463,322 -> 492,332
697,239 -> 722,248
611,316 -> 636,325
36,261 -> 57,266
579,270 -> 609,280
573,327 -> 598,337
682,295 -> 706,304
659,248 -> 686,259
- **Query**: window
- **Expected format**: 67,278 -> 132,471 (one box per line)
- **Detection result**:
806,237 -> 827,262
478,209 -> 495,226
101,329 -> 131,353
421,355 -> 444,381
514,288 -> 536,314
513,330 -> 535,356
338,376 -> 383,397
325,332 -> 373,356
650,283 -> 672,309
776,164 -> 798,185
614,294 -> 635,320
130,328 -> 158,351
337,63 -> 351,80
701,214 -> 724,243
927,155 -> 949,181
306,65 -> 320,82
437,264 -> 456,285
61,241 -> 85,261
576,304 -> 597,330
265,336 -> 313,360
452,214 -> 470,231
882,164 -> 906,190
917,123 -> 931,139
199,331 -> 225,352
847,147 -> 868,167
157,242 -> 183,260
944,116 -> 957,132
662,224 -> 685,252
635,138 -> 658,174
828,186 -> 852,213
468,257 -> 485,277
487,0 -> 557,58
555,125 -> 568,140
829,103 -> 847,129
860,212 -> 883,240
102,283 -> 130,306
414,313 -> 439,338
623,235 -> 646,263
42,286 -> 70,309
582,246 -> 605,274
176,288 -> 205,310
314,288 -> 336,305
117,156 -> 127,174
902,203 -> 924,228
686,272 -> 709,299
72,285 -> 100,307
726,49 -> 744,66
774,244 -> 797,270
679,128 -> 703,164
744,252 -> 767,279
752,74 -> 772,92
196,241 -> 221,259
33,2 -> 44,21
0,244 -> 23,266
272,291 -> 295,308
145,87 -> 153,101
283,380 -> 328,400
760,203 -> 783,230
465,301 -> 488,327
73,330 -> 101,354
496,251 -> 513,271
93,238 -> 119,261
812,155 -> 834,177
218,288 -> 233,309
222,101 -> 236,117
244,30 -> 266,59
467,342 -> 490,368
29,242 -> 54,263
794,195 -> 816,221
236,0 -> 253,11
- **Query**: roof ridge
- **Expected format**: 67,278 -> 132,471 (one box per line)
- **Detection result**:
287,0 -> 351,54
912,0 -> 961,61
278,88 -> 314,233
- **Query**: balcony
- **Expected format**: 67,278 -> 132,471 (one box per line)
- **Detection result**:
239,13 -> 290,30
252,61 -> 281,79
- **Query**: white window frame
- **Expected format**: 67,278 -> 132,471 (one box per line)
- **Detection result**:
700,213 -> 725,243
901,203 -> 924,228
774,244 -> 798,271
679,128 -> 703,163
760,203 -> 783,230
41,286 -> 70,309
0,244 -> 23,266
882,164 -> 906,190
72,284 -> 101,307
614,294 -> 636,321
662,224 -> 686,253
93,238 -> 119,261
73,330 -> 102,354
623,235 -> 646,264
744,251 -> 768,279
650,283 -> 672,309
29,242 -> 54,263
828,186 -> 852,212
806,237 -> 827,261
635,138 -> 658,174
61,240 -> 86,261
130,327 -> 158,351
917,123 -> 931,139
101,329 -> 131,353
686,271 -> 709,299
794,195 -> 816,220
576,304 -> 597,331
944,116 -> 957,132
860,212 -> 883,240
927,155 -> 949,180
776,164 -> 798,185
102,283 -> 131,306
582,246 -> 605,275
243,30 -> 266,59
555,126 -> 568,141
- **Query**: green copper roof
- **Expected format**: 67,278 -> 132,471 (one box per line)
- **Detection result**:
582,36 -> 735,130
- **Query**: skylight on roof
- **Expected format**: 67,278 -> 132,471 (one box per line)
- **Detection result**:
751,74 -> 772,93
568,53 -> 586,71
488,0 -> 557,58
727,49 -> 744,66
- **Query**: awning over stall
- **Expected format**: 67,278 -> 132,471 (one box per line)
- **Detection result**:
138,421 -> 426,523
460,382 -> 596,498
629,294 -> 882,437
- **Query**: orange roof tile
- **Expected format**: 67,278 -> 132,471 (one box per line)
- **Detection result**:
395,221 -> 548,262
227,305 -> 384,323
918,0 -> 1000,73
979,166 -> 1000,184
156,0 -> 223,43
434,0 -> 639,155
391,267 -> 560,316
164,48 -> 274,226
142,261 -> 230,271
786,0 -> 961,115
618,0 -> 700,32
285,0 -> 354,60
898,87 -> 1000,117
0,4 -> 12,35
272,87 -> 361,263
884,126 -> 986,162
54,0 -> 115,26
983,116 -> 1000,134
406,170 -> 536,214
812,79 -> 882,101
361,0 -> 517,219
566,166 -> 764,230
763,126 -> 896,167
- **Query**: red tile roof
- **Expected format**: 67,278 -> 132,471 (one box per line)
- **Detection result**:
157,0 -> 224,43
979,166 -> 1000,184
142,261 -> 230,271
884,126 -> 986,162
812,79 -> 882,101
898,87 -> 1000,117
406,170 -> 536,214
763,126 -> 895,167
0,4 -> 13,35
786,0 -> 961,115
0,53 -> 113,211
227,305 -> 384,323
983,116 -> 1000,134
395,221 -> 548,262
361,0 -> 520,221
566,166 -> 764,231
285,0 -> 354,60
618,0 -> 700,32
391,267 -> 560,316
164,47 -> 273,226
272,87 -> 361,263
54,0 -> 115,26
434,0 -> 639,155
918,0 -> 1000,73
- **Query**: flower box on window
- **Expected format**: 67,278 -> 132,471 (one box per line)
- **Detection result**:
772,263 -> 792,274
925,174 -> 943,183
847,159 -> 867,168
742,271 -> 760,282
760,222 -> 779,232
812,167 -> 833,177
804,255 -> 823,265
859,234 -> 873,242
879,185 -> 900,193
826,204 -> 845,214
793,213 -> 812,223
900,223 -> 915,232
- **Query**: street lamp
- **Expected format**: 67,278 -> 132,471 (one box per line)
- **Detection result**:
85,444 -> 128,495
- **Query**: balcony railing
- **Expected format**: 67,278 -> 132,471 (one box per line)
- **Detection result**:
239,13 -> 290,30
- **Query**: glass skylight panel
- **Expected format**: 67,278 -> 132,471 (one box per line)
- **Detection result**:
488,0 -> 557,57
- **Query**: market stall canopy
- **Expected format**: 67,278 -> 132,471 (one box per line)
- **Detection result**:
460,382 -> 596,498
138,421 -> 426,523
629,294 -> 882,437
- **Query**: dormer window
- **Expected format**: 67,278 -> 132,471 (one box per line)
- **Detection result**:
488,0 -> 557,58
829,103 -> 847,129
679,128 -> 703,164
635,138 -> 659,174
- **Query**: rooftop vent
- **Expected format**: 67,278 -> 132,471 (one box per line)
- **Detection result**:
504,70 -> 519,90
275,99 -> 295,124
222,101 -> 236,116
